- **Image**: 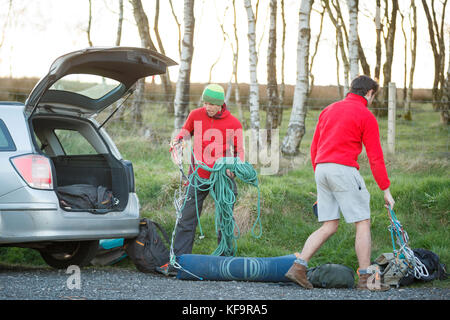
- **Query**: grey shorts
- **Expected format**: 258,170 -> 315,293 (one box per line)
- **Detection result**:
315,163 -> 371,223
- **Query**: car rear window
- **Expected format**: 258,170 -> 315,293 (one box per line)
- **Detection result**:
0,119 -> 16,151
54,129 -> 98,155
49,74 -> 122,100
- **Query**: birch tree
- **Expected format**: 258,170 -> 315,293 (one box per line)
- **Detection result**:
244,0 -> 261,144
370,0 -> 383,114
154,0 -> 174,114
323,0 -> 350,95
347,0 -> 359,80
400,10 -> 407,110
169,0 -> 182,57
130,0 -> 158,124
374,0 -> 382,82
265,0 -> 279,144
281,0 -> 312,156
279,0 -> 287,107
404,0 -> 417,121
443,36 -> 450,124
421,0 -> 448,124
115,0 -> 123,46
379,0 -> 398,117
324,0 -> 369,95
403,0 -> 417,120
174,0 -> 195,130
231,0 -> 245,128
309,3 -> 326,96
223,0 -> 246,128
113,0 -> 125,122
87,0 -> 93,46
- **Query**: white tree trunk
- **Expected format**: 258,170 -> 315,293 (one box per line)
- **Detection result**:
265,0 -> 279,144
347,0 -> 359,80
279,0 -> 286,107
404,0 -> 417,120
324,1 -> 349,95
232,0 -> 245,128
115,0 -> 123,46
174,0 -> 195,130
244,0 -> 261,144
281,0 -> 312,156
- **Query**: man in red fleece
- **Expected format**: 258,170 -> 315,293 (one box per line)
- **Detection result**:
285,75 -> 395,291
167,84 -> 244,267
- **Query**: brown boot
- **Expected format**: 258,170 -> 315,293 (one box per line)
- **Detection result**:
357,274 -> 390,291
285,263 -> 313,289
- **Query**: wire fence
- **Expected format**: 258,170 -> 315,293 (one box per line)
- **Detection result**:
1,87 -> 448,161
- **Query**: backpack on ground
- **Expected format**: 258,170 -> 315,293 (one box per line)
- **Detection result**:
369,249 -> 448,288
125,218 -> 171,273
307,263 -> 355,288
412,248 -> 447,281
368,253 -> 412,288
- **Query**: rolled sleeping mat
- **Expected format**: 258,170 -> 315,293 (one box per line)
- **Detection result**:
176,254 -> 297,282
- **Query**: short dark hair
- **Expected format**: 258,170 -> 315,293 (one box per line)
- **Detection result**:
349,75 -> 379,97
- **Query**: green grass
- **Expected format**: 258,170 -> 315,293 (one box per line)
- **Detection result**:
1,101 -> 448,288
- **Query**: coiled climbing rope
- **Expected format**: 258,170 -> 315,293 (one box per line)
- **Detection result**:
169,144 -> 262,276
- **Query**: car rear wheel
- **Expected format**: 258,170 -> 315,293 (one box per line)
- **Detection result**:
39,240 -> 99,269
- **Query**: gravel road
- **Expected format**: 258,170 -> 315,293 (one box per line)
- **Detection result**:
0,265 -> 448,301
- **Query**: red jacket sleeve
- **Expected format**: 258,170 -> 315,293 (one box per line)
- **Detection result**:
362,114 -> 390,190
176,111 -> 194,141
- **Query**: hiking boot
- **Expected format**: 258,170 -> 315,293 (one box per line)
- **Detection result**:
156,263 -> 178,277
284,263 -> 313,289
357,273 -> 390,291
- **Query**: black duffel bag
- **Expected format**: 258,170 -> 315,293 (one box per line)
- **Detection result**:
57,184 -> 118,210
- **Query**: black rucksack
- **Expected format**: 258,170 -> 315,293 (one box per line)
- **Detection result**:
413,248 -> 448,281
125,218 -> 171,273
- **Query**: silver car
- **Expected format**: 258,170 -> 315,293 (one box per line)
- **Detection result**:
0,47 -> 176,269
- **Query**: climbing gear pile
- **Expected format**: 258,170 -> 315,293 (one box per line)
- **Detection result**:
386,205 -> 429,280
168,143 -> 262,278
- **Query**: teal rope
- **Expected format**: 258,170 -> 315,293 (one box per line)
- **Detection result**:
179,151 -> 262,257
387,205 -> 408,259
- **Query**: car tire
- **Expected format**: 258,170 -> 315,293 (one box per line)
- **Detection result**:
39,240 -> 99,269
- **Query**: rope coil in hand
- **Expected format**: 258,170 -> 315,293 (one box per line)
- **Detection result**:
169,144 -> 262,277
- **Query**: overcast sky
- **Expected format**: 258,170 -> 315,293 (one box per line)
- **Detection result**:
0,0 -> 448,89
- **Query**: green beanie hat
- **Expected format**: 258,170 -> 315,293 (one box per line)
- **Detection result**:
202,84 -> 225,106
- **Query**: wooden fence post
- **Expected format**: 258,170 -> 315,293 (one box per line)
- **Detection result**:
387,82 -> 396,154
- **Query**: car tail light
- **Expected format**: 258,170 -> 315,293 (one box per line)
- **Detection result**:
11,154 -> 53,189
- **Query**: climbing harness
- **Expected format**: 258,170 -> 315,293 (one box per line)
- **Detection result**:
168,142 -> 262,279
386,205 -> 429,280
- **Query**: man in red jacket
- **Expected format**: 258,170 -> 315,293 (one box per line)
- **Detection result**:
285,75 -> 395,291
167,84 -> 244,266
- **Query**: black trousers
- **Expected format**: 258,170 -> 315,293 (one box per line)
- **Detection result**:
173,177 -> 238,256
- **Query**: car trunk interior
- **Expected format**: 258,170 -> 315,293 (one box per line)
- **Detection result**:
30,115 -> 130,212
